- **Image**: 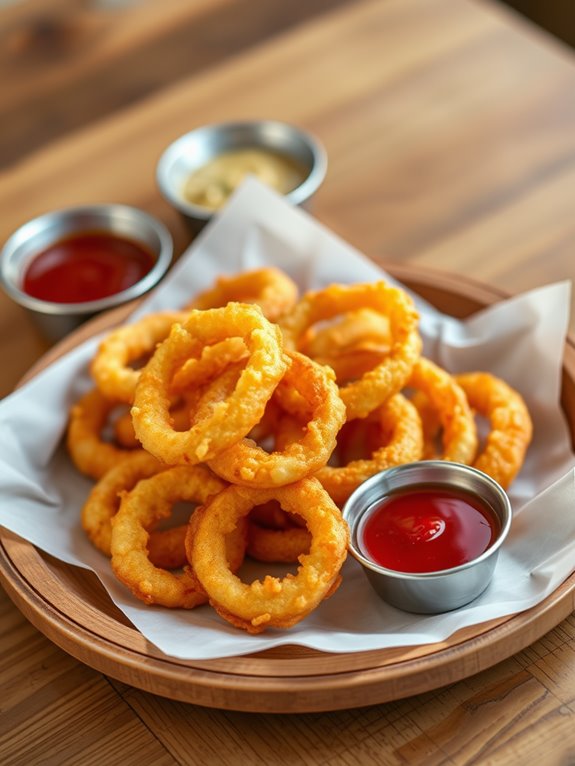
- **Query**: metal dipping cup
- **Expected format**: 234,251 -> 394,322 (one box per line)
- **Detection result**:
156,119 -> 327,233
342,461 -> 512,614
0,204 -> 173,343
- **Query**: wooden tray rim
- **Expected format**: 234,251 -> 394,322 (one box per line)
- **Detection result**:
1,262 -> 574,712
2,530 -> 573,710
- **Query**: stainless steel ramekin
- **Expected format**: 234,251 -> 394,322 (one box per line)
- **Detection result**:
0,204 -> 173,342
342,461 -> 512,614
156,119 -> 327,233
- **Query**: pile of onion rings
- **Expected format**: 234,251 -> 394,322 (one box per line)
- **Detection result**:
67,266 -> 533,633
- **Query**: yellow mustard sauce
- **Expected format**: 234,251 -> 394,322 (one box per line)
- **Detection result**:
181,148 -> 308,210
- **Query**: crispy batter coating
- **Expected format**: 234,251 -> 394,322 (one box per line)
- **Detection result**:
170,337 -> 248,394
67,387 -> 142,480
80,451 -> 192,569
110,465 -> 231,608
91,311 -> 186,404
408,358 -> 478,465
186,267 -> 298,321
456,372 -> 533,489
280,281 -> 422,419
302,308 -> 392,384
114,392 -> 206,449
409,389 -> 442,459
315,393 -> 424,506
247,523 -> 311,563
187,478 -> 348,633
82,451 -> 166,557
207,351 -> 346,487
131,303 -> 288,464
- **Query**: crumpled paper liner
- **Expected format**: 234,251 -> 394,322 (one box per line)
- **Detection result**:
1,178 -> 574,660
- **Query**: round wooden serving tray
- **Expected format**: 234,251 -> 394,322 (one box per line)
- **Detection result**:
1,263 -> 574,713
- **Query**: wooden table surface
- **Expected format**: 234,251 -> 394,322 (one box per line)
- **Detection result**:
2,0 -> 575,763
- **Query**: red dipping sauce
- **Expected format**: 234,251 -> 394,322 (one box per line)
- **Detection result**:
358,486 -> 500,574
22,231 -> 156,304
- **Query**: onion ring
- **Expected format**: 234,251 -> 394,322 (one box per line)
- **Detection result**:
207,351 -> 346,487
131,303 -> 288,464
91,311 -> 186,404
408,357 -> 478,465
335,414 -> 382,466
186,267 -> 298,321
455,372 -> 533,488
249,500 -> 292,530
81,451 -> 189,568
276,393 -> 424,506
187,478 -> 348,633
302,308 -> 392,383
409,389 -> 442,459
110,465 -> 232,608
312,349 -> 391,387
280,281 -> 422,419
114,392 -> 206,449
113,409 -> 142,449
246,523 -> 311,563
67,387 -> 142,480
82,450 -> 163,555
170,337 -> 248,394
302,308 -> 391,359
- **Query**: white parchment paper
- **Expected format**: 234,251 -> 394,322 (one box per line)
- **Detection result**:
1,178 -> 575,660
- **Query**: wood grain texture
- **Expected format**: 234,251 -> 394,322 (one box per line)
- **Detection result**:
0,585 -> 175,766
2,0 -> 575,762
0,0 -> 352,168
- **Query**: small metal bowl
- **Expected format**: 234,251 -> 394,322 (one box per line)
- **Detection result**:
156,119 -> 327,232
342,461 -> 512,614
0,204 -> 173,343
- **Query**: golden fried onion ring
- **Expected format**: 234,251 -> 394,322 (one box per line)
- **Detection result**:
455,372 -> 533,488
187,267 -> 299,321
113,409 -> 142,449
280,281 -> 421,419
81,451 -> 193,570
170,337 -> 248,394
91,311 -> 186,404
248,500 -> 291,529
187,478 -> 348,633
408,389 -> 442,459
246,523 -> 311,563
408,357 -> 478,465
82,451 -> 166,558
302,308 -> 392,384
131,303 -> 288,464
114,392 -> 205,449
67,387 -> 142,480
302,308 -> 391,359
246,499 -> 309,565
207,351 -> 346,487
314,393 -> 424,506
110,465 -> 232,608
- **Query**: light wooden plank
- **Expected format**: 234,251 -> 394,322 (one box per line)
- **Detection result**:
0,590 -> 173,766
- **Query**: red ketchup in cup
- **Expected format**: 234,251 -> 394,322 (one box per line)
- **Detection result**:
22,231 -> 156,304
358,486 -> 500,574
